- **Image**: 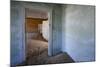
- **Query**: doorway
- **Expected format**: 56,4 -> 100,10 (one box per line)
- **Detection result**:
25,8 -> 50,64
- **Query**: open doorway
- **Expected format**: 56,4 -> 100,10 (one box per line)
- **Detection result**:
25,8 -> 50,64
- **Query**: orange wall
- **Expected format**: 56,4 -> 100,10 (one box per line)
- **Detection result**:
25,18 -> 43,33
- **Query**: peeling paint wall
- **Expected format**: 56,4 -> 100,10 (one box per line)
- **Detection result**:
62,5 -> 95,62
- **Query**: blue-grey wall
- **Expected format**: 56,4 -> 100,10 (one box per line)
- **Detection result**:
11,1 -> 63,65
62,5 -> 95,62
11,2 -> 25,66
11,1 -> 95,65
52,5 -> 62,55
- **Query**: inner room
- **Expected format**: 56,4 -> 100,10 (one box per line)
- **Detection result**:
25,8 -> 49,64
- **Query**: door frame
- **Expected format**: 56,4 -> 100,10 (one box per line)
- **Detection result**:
23,3 -> 53,57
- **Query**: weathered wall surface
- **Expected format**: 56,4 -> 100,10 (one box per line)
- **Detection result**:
52,5 -> 62,55
25,18 -> 42,33
11,1 -> 63,65
11,2 -> 25,66
62,5 -> 95,62
25,18 -> 42,39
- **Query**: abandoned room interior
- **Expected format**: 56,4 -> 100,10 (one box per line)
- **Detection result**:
11,1 -> 95,66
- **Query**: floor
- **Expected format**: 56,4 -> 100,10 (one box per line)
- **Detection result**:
17,33 -> 74,66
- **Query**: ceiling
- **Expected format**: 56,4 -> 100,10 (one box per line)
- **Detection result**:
26,8 -> 48,19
